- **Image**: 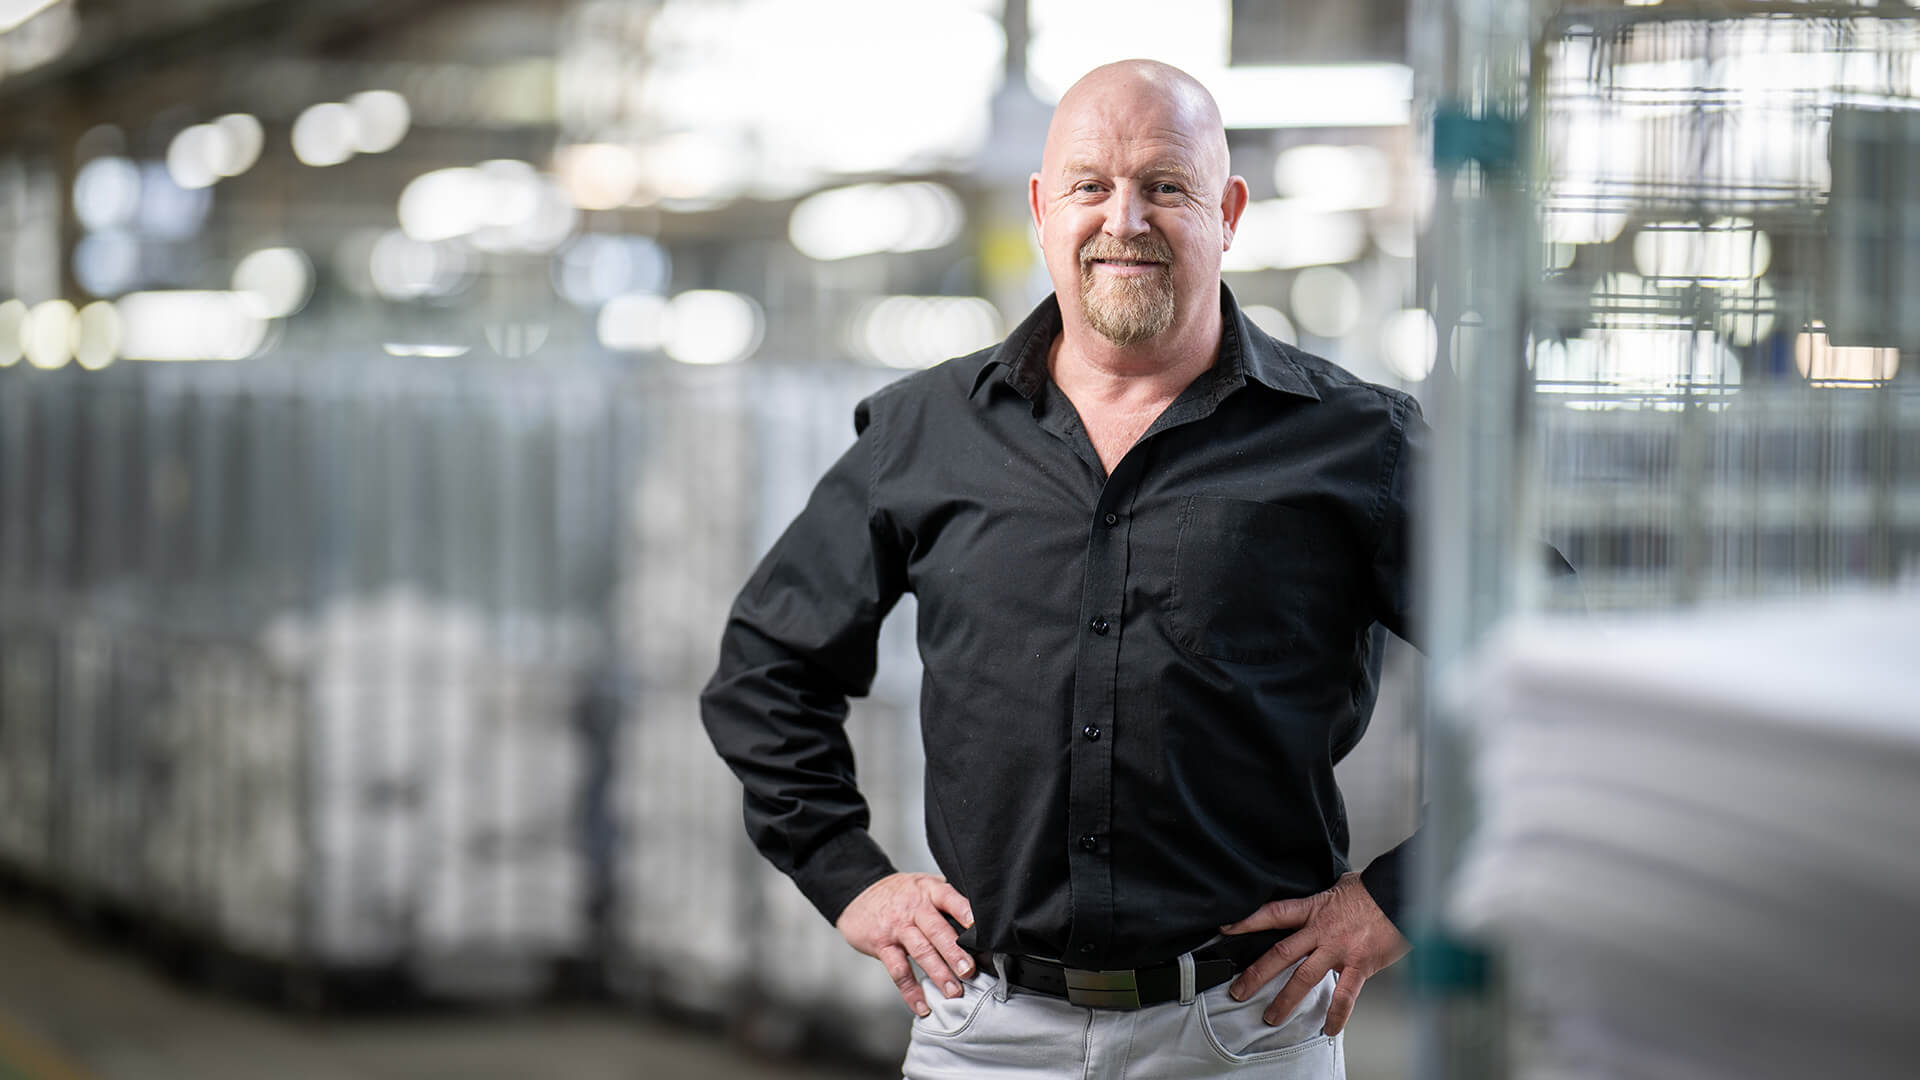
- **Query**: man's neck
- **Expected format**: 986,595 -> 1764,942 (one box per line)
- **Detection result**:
1048,304 -> 1222,408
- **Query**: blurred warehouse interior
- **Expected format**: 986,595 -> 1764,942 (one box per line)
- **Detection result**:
0,0 -> 1915,1077
1,1 -> 1432,1073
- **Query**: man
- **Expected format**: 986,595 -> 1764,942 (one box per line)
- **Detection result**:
702,59 -> 1418,1077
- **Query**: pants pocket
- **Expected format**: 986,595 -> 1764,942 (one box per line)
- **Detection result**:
910,971 -> 996,1040
1196,965 -> 1340,1068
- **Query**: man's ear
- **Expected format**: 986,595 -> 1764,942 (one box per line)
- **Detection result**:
1029,173 -> 1046,239
1220,174 -> 1251,250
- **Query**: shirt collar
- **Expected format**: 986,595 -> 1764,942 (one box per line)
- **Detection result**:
969,283 -> 1321,404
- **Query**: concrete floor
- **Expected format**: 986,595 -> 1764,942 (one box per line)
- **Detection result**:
0,900 -> 1414,1079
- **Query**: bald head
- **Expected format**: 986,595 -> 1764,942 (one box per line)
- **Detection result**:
1041,60 -> 1230,191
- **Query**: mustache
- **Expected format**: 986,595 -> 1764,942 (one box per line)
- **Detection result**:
1080,235 -> 1174,265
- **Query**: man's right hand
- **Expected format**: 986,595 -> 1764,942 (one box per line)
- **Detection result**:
835,872 -> 977,1017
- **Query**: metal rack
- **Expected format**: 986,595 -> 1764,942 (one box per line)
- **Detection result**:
1413,2 -> 1920,1076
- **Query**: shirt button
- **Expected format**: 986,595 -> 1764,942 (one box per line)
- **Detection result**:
1078,834 -> 1099,852
1089,616 -> 1110,635
1083,725 -> 1101,741
1080,944 -> 1096,955
1103,513 -> 1118,526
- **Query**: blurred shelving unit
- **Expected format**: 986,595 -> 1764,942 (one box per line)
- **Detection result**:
1412,1 -> 1920,1077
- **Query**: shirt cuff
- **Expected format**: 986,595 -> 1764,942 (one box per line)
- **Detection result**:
792,827 -> 899,925
1359,838 -> 1411,930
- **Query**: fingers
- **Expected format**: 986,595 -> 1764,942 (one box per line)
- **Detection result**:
1228,931 -> 1314,1001
898,924 -> 963,1000
915,905 -> 976,986
1221,896 -> 1312,935
928,879 -> 975,929
1263,955 -> 1332,1026
1321,971 -> 1365,1036
880,944 -> 930,1017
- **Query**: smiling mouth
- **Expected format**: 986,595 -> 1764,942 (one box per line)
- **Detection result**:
1088,258 -> 1165,269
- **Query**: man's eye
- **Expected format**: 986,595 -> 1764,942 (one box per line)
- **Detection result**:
1076,182 -> 1103,193
1155,183 -> 1182,195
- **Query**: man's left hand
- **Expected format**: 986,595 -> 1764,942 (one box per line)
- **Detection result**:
1219,872 -> 1409,1035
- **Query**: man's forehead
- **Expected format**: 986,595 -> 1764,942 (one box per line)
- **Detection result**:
1041,62 -> 1227,177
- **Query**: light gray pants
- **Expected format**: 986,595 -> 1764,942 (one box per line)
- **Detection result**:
902,955 -> 1345,1079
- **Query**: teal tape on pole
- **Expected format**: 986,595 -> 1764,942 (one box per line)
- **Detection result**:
1407,927 -> 1493,994
1433,106 -> 1521,171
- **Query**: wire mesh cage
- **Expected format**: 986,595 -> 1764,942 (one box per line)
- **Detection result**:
1416,4 -> 1920,1078
1525,5 -> 1920,611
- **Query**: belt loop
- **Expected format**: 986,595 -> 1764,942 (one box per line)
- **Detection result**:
991,952 -> 1010,1002
1178,951 -> 1197,1005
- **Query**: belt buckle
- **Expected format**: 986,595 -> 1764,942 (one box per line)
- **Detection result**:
1063,968 -> 1142,1009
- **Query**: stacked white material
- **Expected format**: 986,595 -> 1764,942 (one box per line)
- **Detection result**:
613,369 -> 764,1013
255,588 -> 593,973
1450,591 -> 1920,1080
743,369 -> 931,1055
612,366 -> 926,1051
56,621 -> 151,907
142,641 -> 304,953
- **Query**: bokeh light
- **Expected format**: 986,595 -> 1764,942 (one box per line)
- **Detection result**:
73,229 -> 141,297
1274,145 -> 1392,212
117,291 -> 268,361
852,295 -> 1002,369
291,102 -> 358,167
554,235 -> 670,308
1290,266 -> 1363,338
212,113 -> 264,176
664,290 -> 761,365
23,299 -> 76,370
553,143 -> 643,210
1381,308 -> 1438,382
788,182 -> 965,261
231,247 -> 315,319
347,90 -> 410,154
73,300 -> 121,370
1242,304 -> 1298,346
72,155 -> 141,230
0,299 -> 26,366
596,293 -> 671,353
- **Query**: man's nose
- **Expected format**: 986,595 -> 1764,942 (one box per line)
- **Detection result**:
1102,184 -> 1150,239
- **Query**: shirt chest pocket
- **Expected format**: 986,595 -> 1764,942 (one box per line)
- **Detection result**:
1166,496 -> 1328,665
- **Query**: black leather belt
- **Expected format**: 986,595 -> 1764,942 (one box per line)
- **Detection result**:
969,935 -> 1281,1010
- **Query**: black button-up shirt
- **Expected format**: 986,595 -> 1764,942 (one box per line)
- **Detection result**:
702,286 -> 1423,970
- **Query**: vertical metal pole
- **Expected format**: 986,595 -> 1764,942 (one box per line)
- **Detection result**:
1410,1 -> 1541,1077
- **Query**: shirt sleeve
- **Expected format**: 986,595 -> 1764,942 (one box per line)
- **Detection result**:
699,401 -> 909,925
1368,391 -> 1427,649
1360,392 -> 1427,930
1359,834 -> 1414,929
